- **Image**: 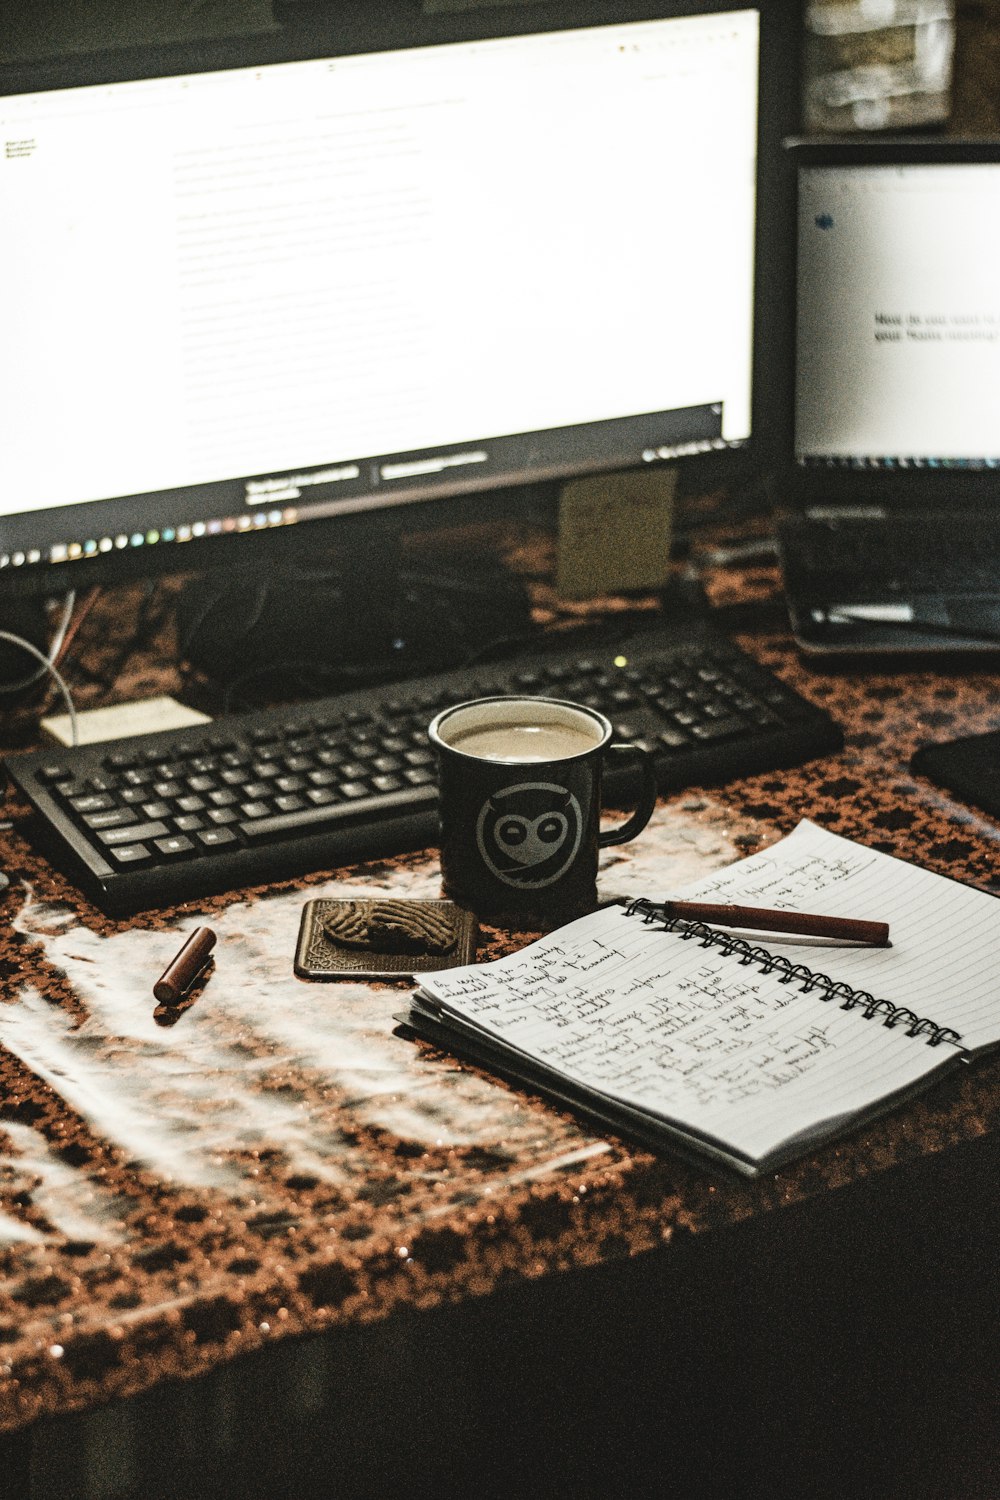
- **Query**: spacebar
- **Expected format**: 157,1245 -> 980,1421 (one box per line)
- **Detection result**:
239,785 -> 437,841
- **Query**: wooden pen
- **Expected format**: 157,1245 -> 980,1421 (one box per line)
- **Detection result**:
663,900 -> 890,947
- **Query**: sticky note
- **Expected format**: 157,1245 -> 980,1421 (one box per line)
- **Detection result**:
556,468 -> 677,601
42,695 -> 211,746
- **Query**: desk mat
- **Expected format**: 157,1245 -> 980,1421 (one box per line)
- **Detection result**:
0,799 -> 793,1430
4,580 -> 1000,1433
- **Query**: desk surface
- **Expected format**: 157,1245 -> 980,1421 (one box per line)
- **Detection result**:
2,544 -> 1000,1437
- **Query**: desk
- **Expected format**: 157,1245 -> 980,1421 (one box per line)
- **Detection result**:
1,551 -> 999,1498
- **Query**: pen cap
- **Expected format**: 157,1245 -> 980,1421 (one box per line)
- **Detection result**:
153,926 -> 216,1003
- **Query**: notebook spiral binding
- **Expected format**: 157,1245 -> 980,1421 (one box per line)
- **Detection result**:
625,899 -> 965,1050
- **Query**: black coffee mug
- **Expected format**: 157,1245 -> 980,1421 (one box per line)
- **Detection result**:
428,696 -> 657,928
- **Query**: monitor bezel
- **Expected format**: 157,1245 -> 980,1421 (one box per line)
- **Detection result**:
0,3 -> 800,600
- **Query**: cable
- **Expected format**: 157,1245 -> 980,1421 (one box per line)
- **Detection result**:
0,630 -> 79,747
0,591 -> 76,693
51,586 -> 102,668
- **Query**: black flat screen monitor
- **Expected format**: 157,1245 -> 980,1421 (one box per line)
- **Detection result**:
0,4 -> 796,604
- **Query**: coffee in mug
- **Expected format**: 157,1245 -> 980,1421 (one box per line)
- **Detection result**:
429,696 -> 656,929
445,714 -> 601,763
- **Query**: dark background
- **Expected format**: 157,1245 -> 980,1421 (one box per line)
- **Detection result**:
2,5 -> 999,1496
3,1 -> 1000,139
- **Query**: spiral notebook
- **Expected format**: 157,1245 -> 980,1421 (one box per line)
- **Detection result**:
403,822 -> 1000,1175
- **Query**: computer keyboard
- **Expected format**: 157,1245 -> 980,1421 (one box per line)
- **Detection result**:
4,621 -> 842,915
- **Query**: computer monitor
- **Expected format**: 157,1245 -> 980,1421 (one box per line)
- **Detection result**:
0,4 -> 796,655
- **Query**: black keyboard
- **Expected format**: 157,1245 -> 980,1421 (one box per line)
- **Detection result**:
3,621 -> 841,915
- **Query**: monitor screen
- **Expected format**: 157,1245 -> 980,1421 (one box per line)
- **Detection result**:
0,5 -> 787,596
795,158 -> 1000,469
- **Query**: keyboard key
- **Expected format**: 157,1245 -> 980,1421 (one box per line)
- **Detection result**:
69,792 -> 115,814
690,717 -> 747,742
240,800 -> 271,820
37,764 -> 73,783
338,780 -> 370,799
275,793 -> 305,813
372,773 -> 404,793
86,774 -> 119,793
109,842 -> 151,865
275,775 -> 306,794
240,783 -> 436,841
83,807 -> 138,832
307,768 -> 337,787
154,835 -> 196,857
141,800 -> 173,821
104,751 -> 141,771
658,728 -> 690,749
98,820 -> 170,847
197,827 -> 238,850
339,761 -> 370,781
174,813 -> 206,832
207,806 -> 239,825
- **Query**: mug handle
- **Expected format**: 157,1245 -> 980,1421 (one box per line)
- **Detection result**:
599,744 -> 658,848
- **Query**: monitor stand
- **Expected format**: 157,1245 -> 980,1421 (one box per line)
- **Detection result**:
175,535 -> 535,696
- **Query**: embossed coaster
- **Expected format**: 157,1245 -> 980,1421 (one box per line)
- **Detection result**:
295,897 -> 477,980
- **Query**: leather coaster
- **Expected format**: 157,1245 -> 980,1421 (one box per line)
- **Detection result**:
294,897 -> 477,980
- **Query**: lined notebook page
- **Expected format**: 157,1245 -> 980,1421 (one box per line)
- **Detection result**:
418,822 -> 1000,1163
676,820 -> 1000,1052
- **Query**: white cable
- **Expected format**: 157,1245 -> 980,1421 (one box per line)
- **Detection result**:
0,591 -> 76,692
47,590 -> 77,666
0,630 -> 79,747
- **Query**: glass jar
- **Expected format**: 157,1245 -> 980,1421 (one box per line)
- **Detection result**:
802,0 -> 956,131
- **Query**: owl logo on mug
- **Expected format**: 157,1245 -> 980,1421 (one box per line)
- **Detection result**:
476,782 -> 583,889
